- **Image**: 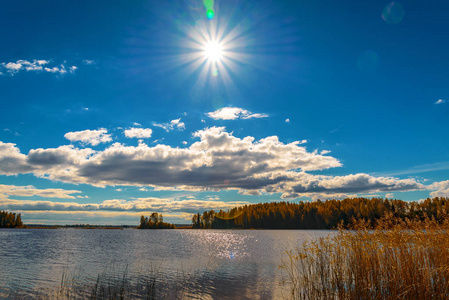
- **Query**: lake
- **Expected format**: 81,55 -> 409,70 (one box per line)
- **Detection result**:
0,229 -> 333,299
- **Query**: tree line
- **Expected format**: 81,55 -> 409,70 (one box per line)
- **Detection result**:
0,210 -> 23,228
138,212 -> 175,229
191,197 -> 449,229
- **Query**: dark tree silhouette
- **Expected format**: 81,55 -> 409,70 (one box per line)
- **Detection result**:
0,210 -> 24,228
138,212 -> 175,229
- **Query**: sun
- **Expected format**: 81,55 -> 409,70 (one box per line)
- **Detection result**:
203,41 -> 223,62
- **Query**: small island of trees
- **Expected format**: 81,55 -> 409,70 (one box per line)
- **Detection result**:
138,212 -> 175,229
0,210 -> 23,228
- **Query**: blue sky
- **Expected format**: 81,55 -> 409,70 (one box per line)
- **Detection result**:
1,0 -> 448,225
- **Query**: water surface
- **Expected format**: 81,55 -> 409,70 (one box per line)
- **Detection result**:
0,229 -> 333,299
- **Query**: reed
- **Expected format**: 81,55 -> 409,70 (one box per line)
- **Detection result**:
6,264 -> 214,299
280,213 -> 449,299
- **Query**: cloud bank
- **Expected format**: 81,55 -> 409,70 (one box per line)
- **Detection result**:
0,197 -> 249,215
0,184 -> 82,199
0,127 -> 425,199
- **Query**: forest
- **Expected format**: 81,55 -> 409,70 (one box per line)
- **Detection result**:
0,210 -> 23,228
191,197 -> 449,229
138,212 -> 175,229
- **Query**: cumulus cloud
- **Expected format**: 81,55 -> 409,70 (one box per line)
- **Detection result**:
153,118 -> 185,132
27,145 -> 95,166
4,62 -> 24,72
429,180 -> 449,197
0,142 -> 33,175
0,59 -> 77,75
0,127 -> 426,199
124,128 -> 153,139
435,99 -> 446,105
207,107 -> 269,120
64,128 -> 112,146
285,118 -> 290,123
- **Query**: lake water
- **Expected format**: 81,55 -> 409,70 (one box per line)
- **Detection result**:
0,229 -> 333,299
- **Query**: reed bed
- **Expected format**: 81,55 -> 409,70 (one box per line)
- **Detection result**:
8,266 -> 212,300
280,213 -> 449,299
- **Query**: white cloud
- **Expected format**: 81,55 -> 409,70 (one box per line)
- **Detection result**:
0,197 -> 250,215
64,128 -> 112,146
0,184 -> 81,199
285,118 -> 290,123
4,62 -> 23,72
153,118 -> 185,132
0,127 -> 425,199
429,180 -> 449,197
82,59 -> 95,65
0,141 -> 32,175
25,65 -> 42,71
0,59 -> 81,76
207,107 -> 269,120
133,122 -> 141,126
44,67 -> 59,73
435,99 -> 446,105
124,128 -> 153,139
385,193 -> 394,198
171,118 -> 185,130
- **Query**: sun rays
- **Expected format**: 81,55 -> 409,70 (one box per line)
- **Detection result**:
168,6 -> 255,98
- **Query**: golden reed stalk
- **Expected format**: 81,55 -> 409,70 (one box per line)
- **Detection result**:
280,213 -> 449,299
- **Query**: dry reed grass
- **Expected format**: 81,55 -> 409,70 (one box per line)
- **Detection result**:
280,213 -> 449,300
9,264 -> 212,300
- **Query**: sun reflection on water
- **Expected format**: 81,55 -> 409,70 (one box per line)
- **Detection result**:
185,230 -> 252,260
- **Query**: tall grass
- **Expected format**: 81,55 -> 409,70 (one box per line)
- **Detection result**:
280,213 -> 449,299
9,264 -> 215,299
29,268 -> 164,300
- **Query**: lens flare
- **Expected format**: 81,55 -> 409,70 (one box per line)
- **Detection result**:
206,8 -> 214,19
382,2 -> 405,24
203,0 -> 214,19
